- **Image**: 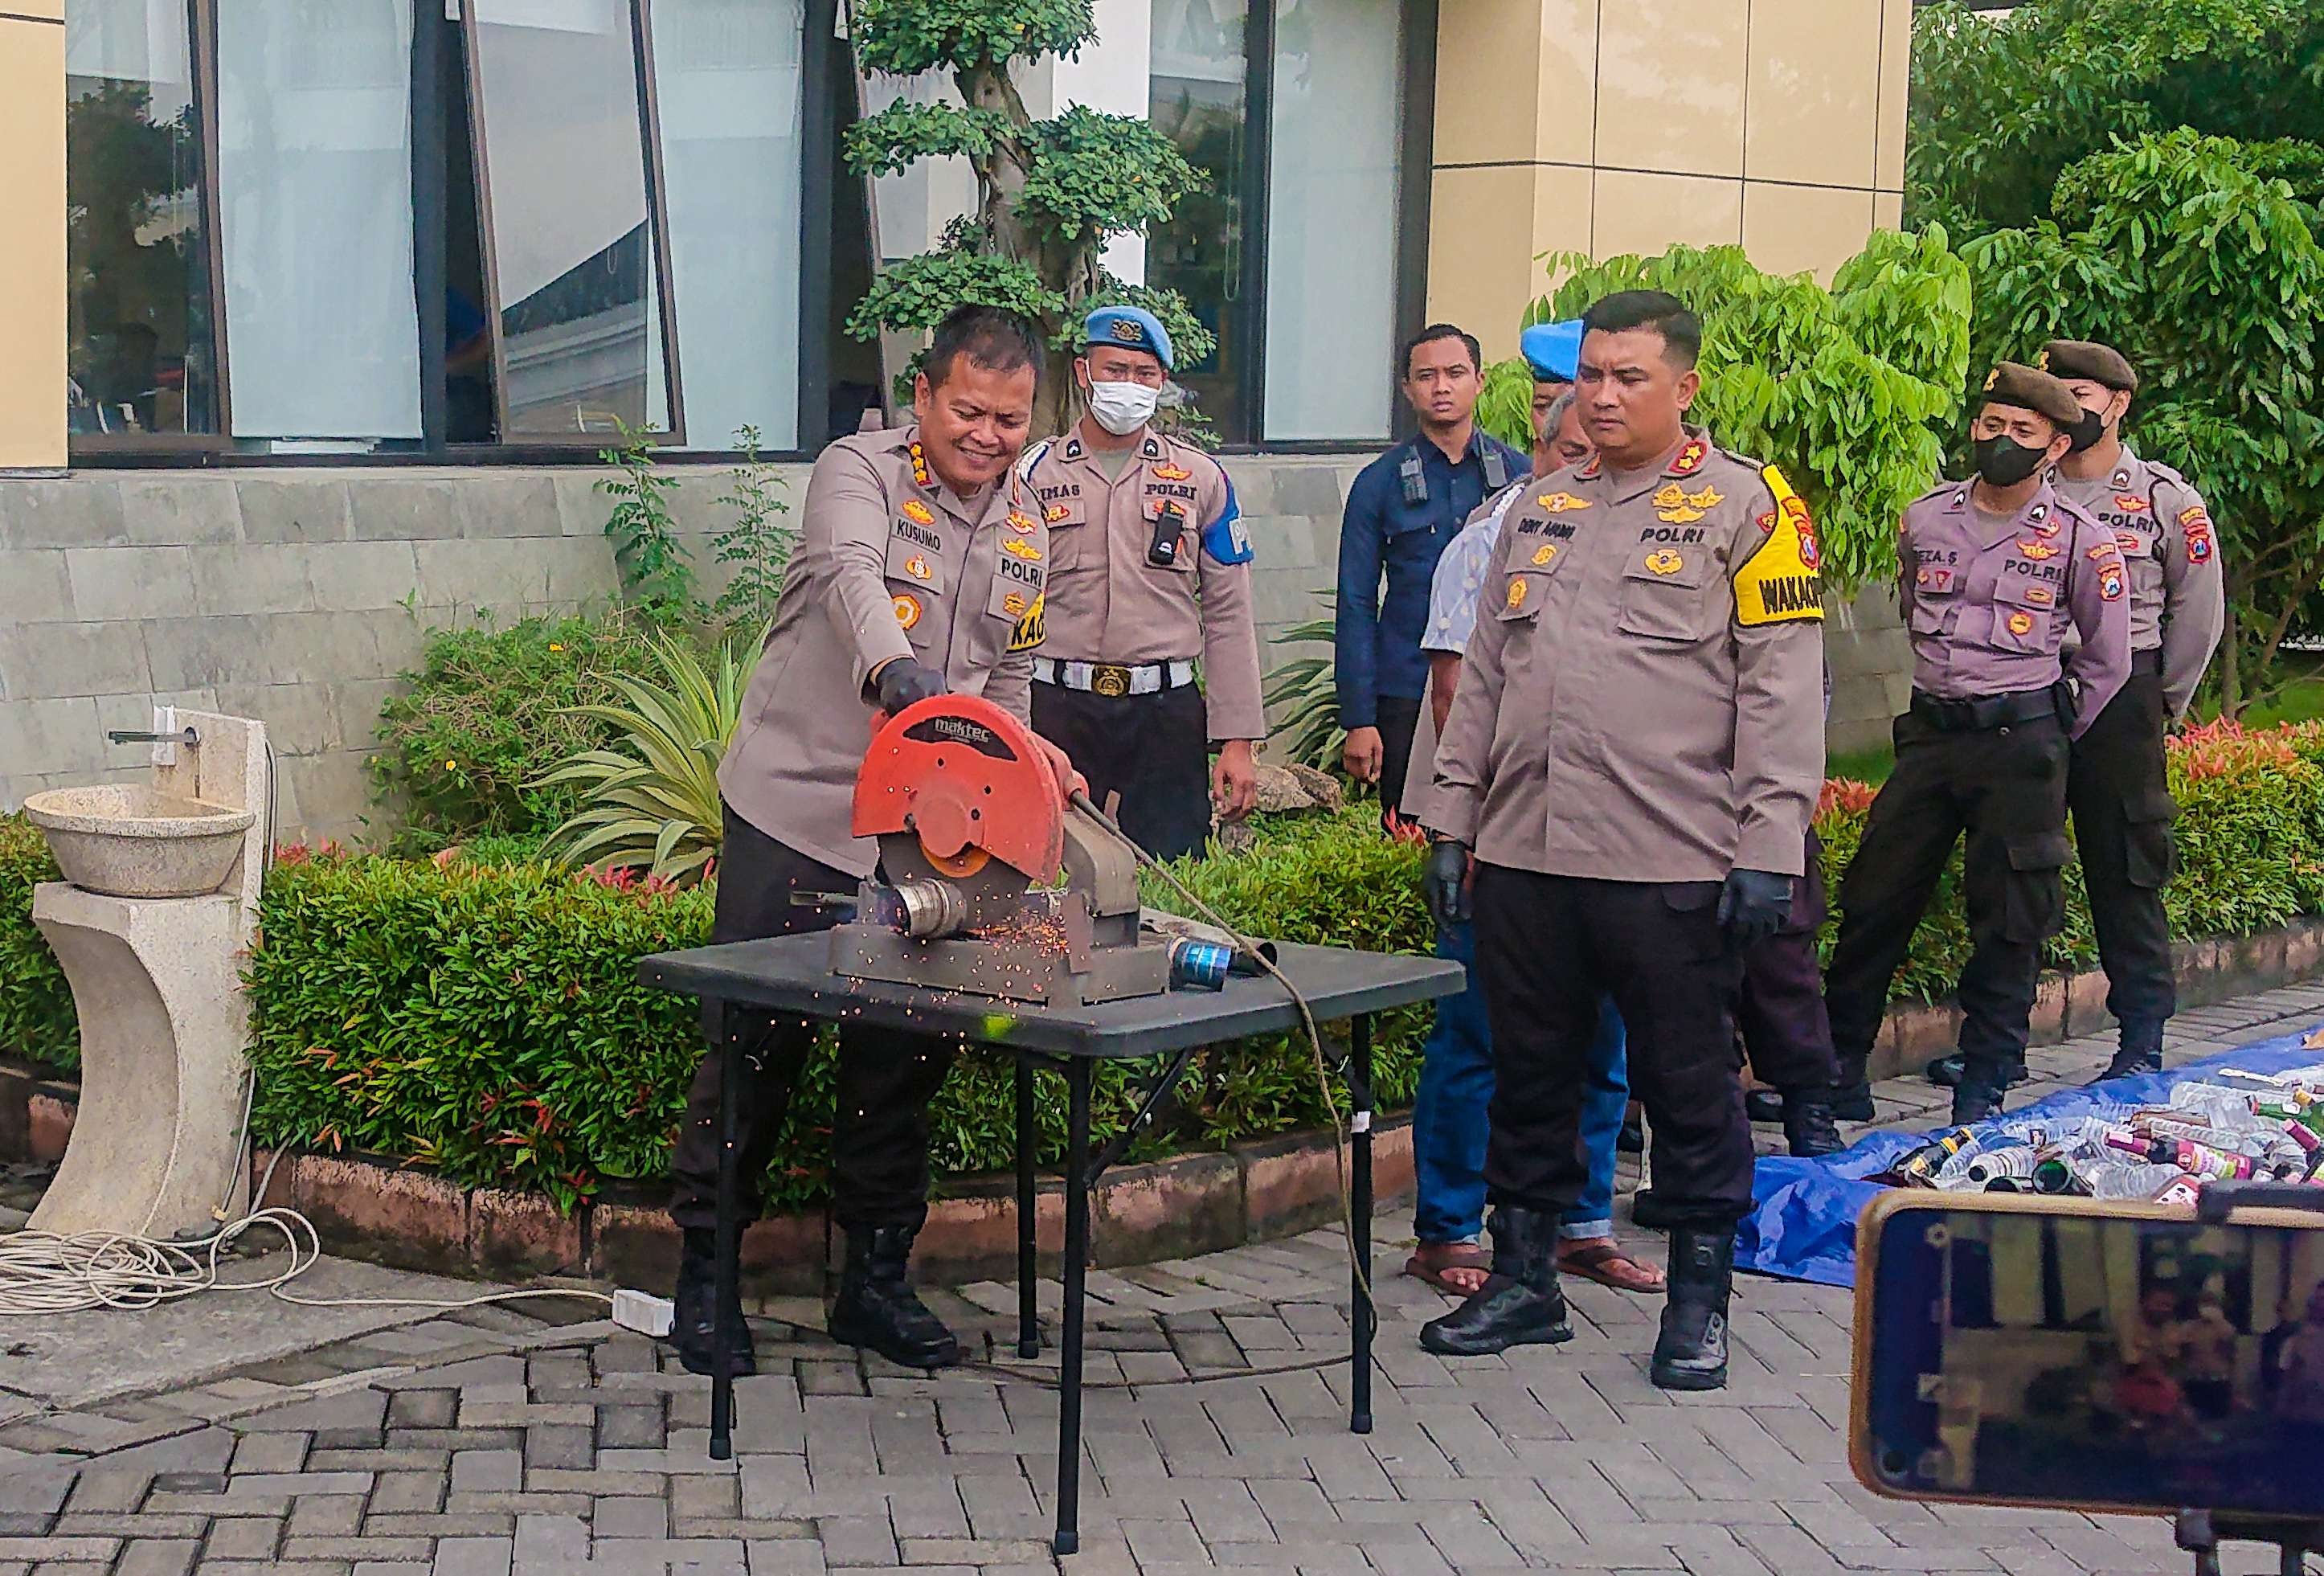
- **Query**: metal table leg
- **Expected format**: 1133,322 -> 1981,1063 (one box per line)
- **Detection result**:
1053,1058 -> 1092,1557
1350,1011 -> 1374,1435
1015,1056 -> 1039,1359
710,1001 -> 740,1461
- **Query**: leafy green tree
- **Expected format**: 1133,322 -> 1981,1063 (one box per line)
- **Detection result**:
1907,0 -> 2324,239
841,0 -> 1215,428
1530,231 -> 1972,596
1965,129 -> 2324,714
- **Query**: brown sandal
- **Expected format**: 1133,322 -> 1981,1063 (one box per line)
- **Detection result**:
1557,1239 -> 1665,1293
1404,1240 -> 1491,1295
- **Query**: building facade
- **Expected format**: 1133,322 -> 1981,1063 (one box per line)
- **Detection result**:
0,0 -> 1912,832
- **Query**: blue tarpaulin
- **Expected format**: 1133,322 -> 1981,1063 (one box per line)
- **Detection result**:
1735,1023 -> 2324,1288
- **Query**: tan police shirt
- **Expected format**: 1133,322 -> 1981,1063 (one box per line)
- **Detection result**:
1024,428 -> 1266,740
2049,447 -> 2225,717
718,426 -> 1048,878
1426,433 -> 1827,882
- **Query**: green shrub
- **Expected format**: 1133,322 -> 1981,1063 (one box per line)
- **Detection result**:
367,612 -> 669,848
0,817 -> 75,1073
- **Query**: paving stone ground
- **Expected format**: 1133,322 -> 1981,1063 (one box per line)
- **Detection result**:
3,984 -> 2323,1575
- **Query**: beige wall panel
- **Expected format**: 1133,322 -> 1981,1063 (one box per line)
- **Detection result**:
1745,0 -> 1880,189
1432,0 -> 1546,167
1591,169 -> 1744,260
0,18 -> 66,471
1532,0 -> 1602,167
1875,189 -> 1904,231
1875,0 -> 1913,192
6,0 -> 63,18
1594,0 -> 1748,179
1742,181 -> 1876,282
1427,165 -> 1552,357
1528,162 -> 1598,301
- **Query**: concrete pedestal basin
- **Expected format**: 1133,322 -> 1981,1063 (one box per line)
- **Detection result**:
22,784 -> 257,899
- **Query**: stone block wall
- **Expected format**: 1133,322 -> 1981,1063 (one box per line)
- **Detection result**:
0,456 -> 1909,838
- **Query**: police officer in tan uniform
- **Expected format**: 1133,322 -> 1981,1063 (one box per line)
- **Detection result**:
1023,306 -> 1264,860
2046,340 -> 2225,1079
1823,363 -> 2132,1127
670,306 -> 1076,1377
1418,291 -> 1827,1390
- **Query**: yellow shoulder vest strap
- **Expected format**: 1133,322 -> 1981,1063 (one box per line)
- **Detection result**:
1733,465 -> 1826,627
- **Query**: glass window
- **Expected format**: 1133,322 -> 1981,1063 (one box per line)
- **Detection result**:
465,0 -> 675,439
215,0 -> 423,440
65,0 -> 219,439
1262,0 -> 1399,440
653,0 -> 806,450
1147,0 -> 1248,438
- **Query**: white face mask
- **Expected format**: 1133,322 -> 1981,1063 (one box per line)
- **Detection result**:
1086,378 -> 1160,436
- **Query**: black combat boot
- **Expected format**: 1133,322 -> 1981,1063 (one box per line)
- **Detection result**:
673,1227 -> 756,1377
828,1224 -> 962,1369
2094,1019 -> 2166,1083
1925,1053 -> 1965,1087
1651,1229 -> 1734,1391
1781,1088 -> 1846,1158
1744,1088 -> 1784,1124
1829,1054 -> 1876,1123
1419,1206 -> 1574,1357
1950,1075 -> 2005,1125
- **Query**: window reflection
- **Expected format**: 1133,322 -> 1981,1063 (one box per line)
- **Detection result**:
1148,0 -> 1247,439
66,0 -> 218,437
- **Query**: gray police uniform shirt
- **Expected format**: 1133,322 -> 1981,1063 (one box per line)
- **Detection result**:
2048,448 -> 2225,718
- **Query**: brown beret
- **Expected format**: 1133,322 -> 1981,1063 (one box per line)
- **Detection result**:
1979,362 -> 2085,428
2039,339 -> 2138,393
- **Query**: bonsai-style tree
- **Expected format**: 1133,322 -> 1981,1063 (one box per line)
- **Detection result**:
841,0 -> 1216,431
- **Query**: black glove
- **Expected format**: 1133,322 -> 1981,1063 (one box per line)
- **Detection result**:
874,657 -> 947,714
1717,867 -> 1794,946
1423,839 -> 1472,927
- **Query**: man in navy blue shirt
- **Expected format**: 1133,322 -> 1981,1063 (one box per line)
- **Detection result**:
1336,325 -> 1529,824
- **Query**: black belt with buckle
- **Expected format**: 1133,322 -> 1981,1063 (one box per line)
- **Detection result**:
1909,687 -> 2060,732
2130,648 -> 2165,677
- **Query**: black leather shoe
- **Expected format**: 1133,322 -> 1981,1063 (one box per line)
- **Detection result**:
828,1224 -> 962,1369
1651,1229 -> 1733,1391
673,1228 -> 756,1377
1420,1207 -> 1574,1357
1951,1079 -> 2005,1125
1829,1054 -> 1875,1122
1744,1088 -> 1784,1124
1926,1054 -> 1965,1087
1782,1091 -> 1846,1158
2094,1020 -> 2166,1083
1617,1115 -> 1645,1153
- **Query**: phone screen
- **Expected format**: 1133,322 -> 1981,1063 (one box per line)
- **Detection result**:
1860,1202 -> 2324,1517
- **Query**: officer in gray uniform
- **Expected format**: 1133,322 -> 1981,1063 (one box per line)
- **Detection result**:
2045,339 -> 2224,1078
673,306 -> 1074,1377
1824,363 -> 2133,1125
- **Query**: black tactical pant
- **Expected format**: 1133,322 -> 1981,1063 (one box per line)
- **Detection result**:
1375,695 -> 1424,825
1472,865 -> 1753,1230
2066,661 -> 2177,1030
667,804 -> 957,1233
1031,679 -> 1211,862
1740,829 -> 1838,1092
1824,709 -> 2072,1092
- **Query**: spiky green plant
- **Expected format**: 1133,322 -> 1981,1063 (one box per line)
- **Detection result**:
1262,597 -> 1342,774
532,633 -> 760,881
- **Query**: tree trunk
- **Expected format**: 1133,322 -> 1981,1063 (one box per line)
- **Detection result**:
2220,601 -> 2244,718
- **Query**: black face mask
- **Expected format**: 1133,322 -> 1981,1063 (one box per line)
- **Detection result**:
2066,408 -> 2105,453
1973,434 -> 2048,487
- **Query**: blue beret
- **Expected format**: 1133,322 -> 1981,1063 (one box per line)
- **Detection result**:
1082,305 -> 1173,372
1520,319 -> 1584,383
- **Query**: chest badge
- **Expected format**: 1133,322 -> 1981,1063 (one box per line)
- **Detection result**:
893,593 -> 923,630
2007,611 -> 2036,636
2025,584 -> 2056,606
2114,494 -> 2150,513
1644,548 -> 1685,575
902,499 -> 936,526
1000,537 -> 1043,562
1006,509 -> 1038,534
1918,566 -> 1956,593
1530,542 -> 1558,567
1151,462 -> 1192,481
1043,503 -> 1070,524
902,554 -> 934,581
2113,530 -> 2144,554
1652,484 -> 1723,524
1002,590 -> 1029,617
1506,576 -> 1529,610
2018,539 -> 2057,560
1536,491 -> 1592,511
1756,510 -> 1778,534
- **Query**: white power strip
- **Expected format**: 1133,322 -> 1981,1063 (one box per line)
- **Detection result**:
612,1287 -> 674,1337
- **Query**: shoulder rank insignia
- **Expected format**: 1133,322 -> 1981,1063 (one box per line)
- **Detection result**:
1668,437 -> 1710,476
902,499 -> 935,526
907,442 -> 932,489
1000,536 -> 1042,562
1577,453 -> 1602,479
1152,462 -> 1192,481
1732,465 -> 1825,628
1006,593 -> 1045,652
1536,491 -> 1592,511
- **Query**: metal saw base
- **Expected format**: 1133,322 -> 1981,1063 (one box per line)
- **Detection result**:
828,924 -> 1172,1006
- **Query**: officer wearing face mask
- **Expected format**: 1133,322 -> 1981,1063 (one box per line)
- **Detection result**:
1823,362 -> 2132,1126
1021,306 -> 1265,859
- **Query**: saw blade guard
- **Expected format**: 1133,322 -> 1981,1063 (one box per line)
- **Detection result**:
850,694 -> 1066,886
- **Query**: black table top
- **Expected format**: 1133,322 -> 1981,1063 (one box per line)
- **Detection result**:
637,935 -> 1464,1059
